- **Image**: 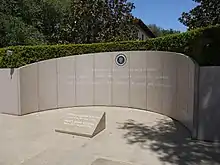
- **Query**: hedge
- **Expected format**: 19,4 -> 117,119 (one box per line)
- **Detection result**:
0,25 -> 220,68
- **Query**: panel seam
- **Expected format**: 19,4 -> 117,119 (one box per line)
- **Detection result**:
93,54 -> 95,105
37,63 -> 40,112
56,59 -> 58,109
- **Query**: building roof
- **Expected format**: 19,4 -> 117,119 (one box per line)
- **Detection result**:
134,19 -> 156,38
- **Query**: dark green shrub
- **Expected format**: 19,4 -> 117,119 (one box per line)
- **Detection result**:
0,25 -> 220,68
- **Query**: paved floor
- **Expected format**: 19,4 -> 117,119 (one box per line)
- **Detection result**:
0,107 -> 220,165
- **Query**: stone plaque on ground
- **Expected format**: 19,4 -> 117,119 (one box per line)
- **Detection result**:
55,110 -> 106,138
91,158 -> 135,165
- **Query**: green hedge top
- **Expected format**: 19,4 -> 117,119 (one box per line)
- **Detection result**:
0,25 -> 220,68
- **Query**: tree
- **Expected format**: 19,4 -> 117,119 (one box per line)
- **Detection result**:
61,0 -> 138,44
0,0 -> 138,47
179,0 -> 220,29
16,0 -> 66,44
148,24 -> 181,37
0,0 -> 69,46
0,0 -> 48,47
161,29 -> 181,36
0,13 -> 45,47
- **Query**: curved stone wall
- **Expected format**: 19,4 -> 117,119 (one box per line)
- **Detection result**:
18,51 -> 197,134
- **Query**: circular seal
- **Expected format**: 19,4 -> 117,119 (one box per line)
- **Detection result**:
115,54 -> 127,66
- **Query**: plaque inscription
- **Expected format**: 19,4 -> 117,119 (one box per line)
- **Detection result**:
55,109 -> 106,138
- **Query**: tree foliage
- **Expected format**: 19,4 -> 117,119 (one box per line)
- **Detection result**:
148,24 -> 181,37
179,0 -> 220,29
59,0 -> 138,44
0,0 -> 46,47
0,0 -> 138,47
0,13 -> 46,47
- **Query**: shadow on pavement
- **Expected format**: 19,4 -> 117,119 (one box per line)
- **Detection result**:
118,119 -> 220,165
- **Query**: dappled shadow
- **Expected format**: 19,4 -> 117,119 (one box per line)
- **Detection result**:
118,119 -> 220,165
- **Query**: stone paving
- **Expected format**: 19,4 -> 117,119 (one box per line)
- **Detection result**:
0,107 -> 219,165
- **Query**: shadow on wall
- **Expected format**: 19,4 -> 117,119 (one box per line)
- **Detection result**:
198,67 -> 220,141
10,68 -> 14,79
118,119 -> 220,165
